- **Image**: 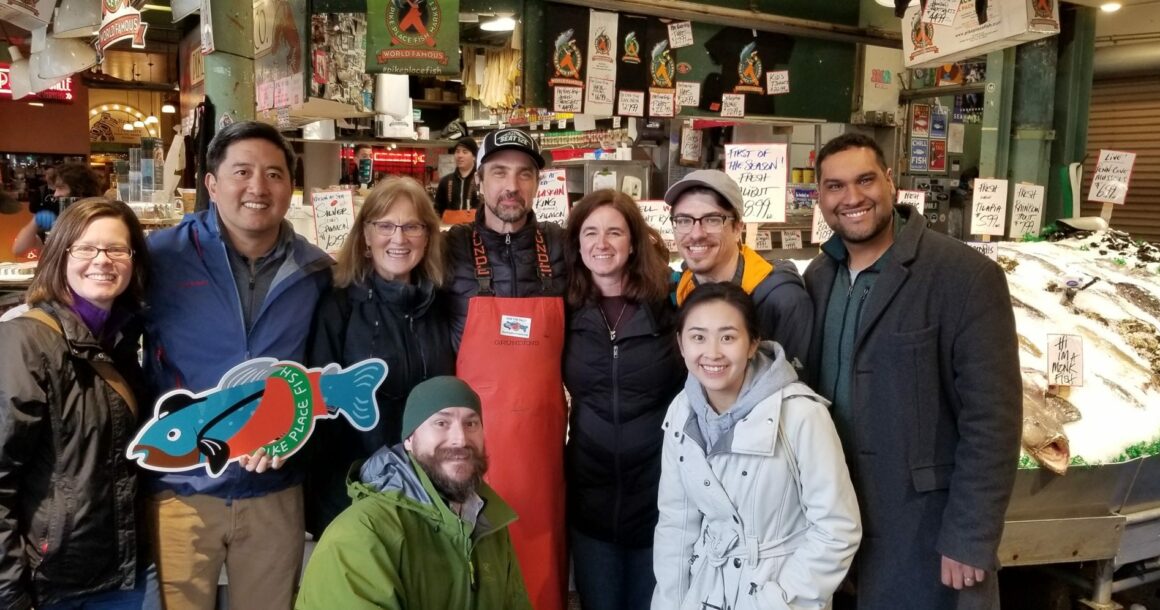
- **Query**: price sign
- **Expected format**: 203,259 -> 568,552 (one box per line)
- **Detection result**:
667,21 -> 694,49
766,70 -> 790,95
1009,183 -> 1045,238
725,144 -> 788,223
1087,149 -> 1136,205
970,178 -> 1009,236
554,86 -> 583,113
618,90 -> 645,117
720,93 -> 745,118
677,81 -> 700,108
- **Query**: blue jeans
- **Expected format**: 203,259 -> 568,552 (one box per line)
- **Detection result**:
41,564 -> 160,610
571,527 -> 655,610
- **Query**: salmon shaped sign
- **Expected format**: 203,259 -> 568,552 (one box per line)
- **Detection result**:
128,358 -> 387,477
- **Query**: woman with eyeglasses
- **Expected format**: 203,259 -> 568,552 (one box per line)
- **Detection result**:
305,176 -> 456,535
562,190 -> 687,610
0,198 -> 156,609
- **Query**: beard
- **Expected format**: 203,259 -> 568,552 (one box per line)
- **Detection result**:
485,193 -> 529,224
833,204 -> 893,244
414,447 -> 489,504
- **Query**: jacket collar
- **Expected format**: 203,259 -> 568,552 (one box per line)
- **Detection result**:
350,276 -> 437,316
570,297 -> 666,342
473,208 -> 542,241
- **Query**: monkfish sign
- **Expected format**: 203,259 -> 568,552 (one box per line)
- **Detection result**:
128,358 -> 387,477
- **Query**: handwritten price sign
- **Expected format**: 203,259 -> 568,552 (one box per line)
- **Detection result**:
618,90 -> 645,117
1087,149 -> 1136,205
649,90 -> 675,117
311,190 -> 356,256
677,81 -> 700,108
720,93 -> 745,118
638,200 -> 675,252
1009,184 -> 1045,239
811,205 -> 834,244
970,178 -> 1008,237
897,189 -> 926,215
766,70 -> 790,95
921,0 -> 959,26
554,86 -> 583,113
667,21 -> 694,49
533,169 -> 570,226
725,144 -> 787,223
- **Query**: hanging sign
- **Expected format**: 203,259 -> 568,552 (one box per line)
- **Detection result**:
367,0 -> 460,75
585,10 -> 618,116
99,0 -> 148,52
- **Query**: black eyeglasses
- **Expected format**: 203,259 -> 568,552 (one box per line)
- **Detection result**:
67,245 -> 134,260
366,221 -> 428,238
670,214 -> 734,234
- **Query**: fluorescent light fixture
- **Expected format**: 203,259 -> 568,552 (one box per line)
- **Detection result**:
1100,2 -> 1122,12
480,15 -> 516,32
28,102 -> 44,107
52,0 -> 102,38
161,102 -> 176,113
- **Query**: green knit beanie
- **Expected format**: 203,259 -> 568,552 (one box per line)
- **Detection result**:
402,376 -> 483,440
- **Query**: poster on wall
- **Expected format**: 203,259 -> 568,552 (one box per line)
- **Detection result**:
930,106 -> 947,138
365,0 -> 461,75
929,140 -> 947,172
545,5 -> 589,111
585,10 -> 618,116
254,0 -> 307,107
911,138 -> 929,172
911,104 -> 930,137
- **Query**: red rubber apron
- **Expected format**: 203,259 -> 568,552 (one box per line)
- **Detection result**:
456,228 -> 567,610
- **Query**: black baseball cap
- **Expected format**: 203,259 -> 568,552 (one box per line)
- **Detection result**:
476,128 -> 545,170
449,136 -> 478,157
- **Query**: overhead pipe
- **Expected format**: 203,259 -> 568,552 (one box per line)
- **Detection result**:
550,0 -> 903,48
1093,42 -> 1160,78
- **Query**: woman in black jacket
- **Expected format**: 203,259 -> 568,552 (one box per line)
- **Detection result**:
306,177 -> 456,534
0,198 -> 153,609
562,189 -> 687,610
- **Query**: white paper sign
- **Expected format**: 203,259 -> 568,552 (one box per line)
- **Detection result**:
311,190 -> 356,255
649,90 -> 676,117
618,90 -> 645,117
593,170 -> 618,191
558,119 -> 568,129
725,144 -> 788,223
1087,149 -> 1136,205
970,178 -> 1008,236
721,93 -> 745,118
1047,334 -> 1084,387
677,81 -> 701,108
811,205 -> 834,244
680,128 -> 703,164
748,230 -> 770,251
921,0 -> 959,26
554,86 -> 583,113
667,21 -> 694,49
587,78 -> 615,106
948,122 -> 965,153
533,169 -> 570,226
967,241 -> 998,261
781,230 -> 803,250
638,200 -> 675,252
897,189 -> 926,215
612,116 -> 622,129
1009,183 -> 1045,238
766,70 -> 790,95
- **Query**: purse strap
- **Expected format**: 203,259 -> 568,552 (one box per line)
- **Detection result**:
21,308 -> 138,417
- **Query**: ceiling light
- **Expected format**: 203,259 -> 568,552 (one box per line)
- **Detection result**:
28,102 -> 44,107
161,102 -> 176,114
1100,2 -> 1122,12
145,115 -> 159,124
124,122 -> 135,131
133,119 -> 144,128
480,15 -> 516,32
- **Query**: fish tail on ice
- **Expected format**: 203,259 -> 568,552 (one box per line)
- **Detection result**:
319,359 -> 387,431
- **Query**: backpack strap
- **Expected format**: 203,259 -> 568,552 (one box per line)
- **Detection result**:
21,308 -> 138,417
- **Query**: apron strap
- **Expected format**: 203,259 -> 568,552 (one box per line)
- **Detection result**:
21,307 -> 139,417
472,226 -> 553,295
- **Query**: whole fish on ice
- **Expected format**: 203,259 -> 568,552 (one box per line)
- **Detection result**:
128,358 -> 387,477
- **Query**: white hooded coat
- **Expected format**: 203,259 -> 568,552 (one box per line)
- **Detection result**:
652,342 -> 861,610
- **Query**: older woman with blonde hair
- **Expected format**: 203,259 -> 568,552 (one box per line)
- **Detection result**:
305,177 -> 456,534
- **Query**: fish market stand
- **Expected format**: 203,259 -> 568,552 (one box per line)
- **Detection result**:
999,457 -> 1160,609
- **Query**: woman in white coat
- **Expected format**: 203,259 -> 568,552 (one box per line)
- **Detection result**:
652,282 -> 861,610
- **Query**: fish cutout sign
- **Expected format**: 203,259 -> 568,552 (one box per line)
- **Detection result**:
128,358 -> 387,477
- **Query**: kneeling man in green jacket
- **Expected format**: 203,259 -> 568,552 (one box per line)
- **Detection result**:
296,376 -> 531,610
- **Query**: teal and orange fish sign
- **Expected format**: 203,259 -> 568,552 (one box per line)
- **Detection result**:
128,358 -> 387,477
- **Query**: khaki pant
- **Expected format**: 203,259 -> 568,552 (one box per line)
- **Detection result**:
148,486 -> 305,610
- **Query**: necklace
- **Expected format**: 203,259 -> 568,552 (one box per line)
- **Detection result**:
598,300 -> 630,342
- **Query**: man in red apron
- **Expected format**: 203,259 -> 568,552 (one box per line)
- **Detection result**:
443,128 -> 569,610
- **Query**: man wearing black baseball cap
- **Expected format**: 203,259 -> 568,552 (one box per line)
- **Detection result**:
435,136 -> 480,217
441,127 -> 569,610
665,169 -> 813,368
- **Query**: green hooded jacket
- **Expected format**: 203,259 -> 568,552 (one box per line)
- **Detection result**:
295,445 -> 531,610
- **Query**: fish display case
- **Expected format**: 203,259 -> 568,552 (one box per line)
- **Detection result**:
993,226 -> 1160,607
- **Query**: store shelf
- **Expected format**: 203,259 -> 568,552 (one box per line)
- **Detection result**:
413,99 -> 463,109
285,136 -> 460,150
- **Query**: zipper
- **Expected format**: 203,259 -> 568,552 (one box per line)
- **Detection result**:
504,233 -> 517,296
408,314 -> 429,379
611,341 -> 623,543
